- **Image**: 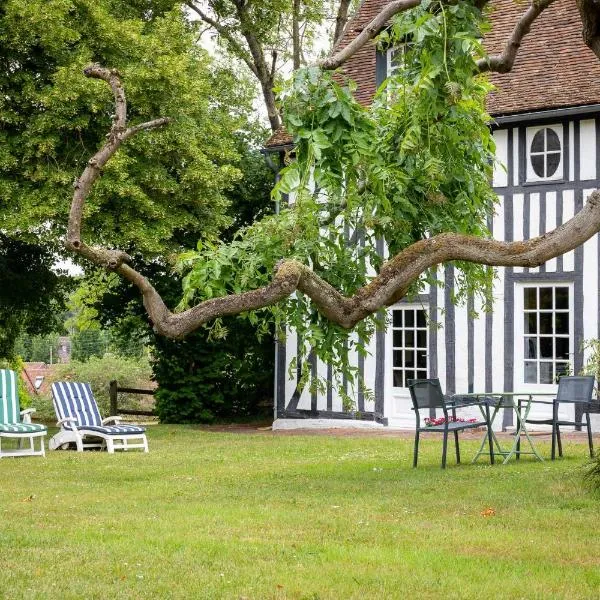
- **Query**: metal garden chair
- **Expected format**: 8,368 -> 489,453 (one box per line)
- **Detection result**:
408,378 -> 494,468
524,375 -> 595,460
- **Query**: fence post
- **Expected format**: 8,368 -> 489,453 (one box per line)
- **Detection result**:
109,380 -> 118,416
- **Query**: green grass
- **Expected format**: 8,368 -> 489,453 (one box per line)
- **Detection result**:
1,426 -> 599,599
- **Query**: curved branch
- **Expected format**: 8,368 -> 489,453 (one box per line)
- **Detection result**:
66,65 -> 170,259
319,0 -> 421,70
577,0 -> 600,60
116,190 -> 600,338
477,0 -> 558,73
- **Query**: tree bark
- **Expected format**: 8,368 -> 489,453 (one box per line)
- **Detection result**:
333,0 -> 353,47
577,0 -> 600,59
293,0 -> 301,71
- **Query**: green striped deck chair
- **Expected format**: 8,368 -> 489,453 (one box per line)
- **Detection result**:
0,369 -> 46,458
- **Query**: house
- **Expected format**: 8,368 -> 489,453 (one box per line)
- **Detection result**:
263,0 -> 600,430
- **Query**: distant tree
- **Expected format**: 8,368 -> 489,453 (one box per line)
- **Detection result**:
0,235 -> 69,359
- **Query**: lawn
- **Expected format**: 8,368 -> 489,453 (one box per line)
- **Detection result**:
1,426 -> 599,599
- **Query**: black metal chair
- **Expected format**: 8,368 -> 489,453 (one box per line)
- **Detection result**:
524,375 -> 595,460
407,378 -> 494,468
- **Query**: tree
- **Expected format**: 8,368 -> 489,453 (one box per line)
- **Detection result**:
0,0 -> 251,256
0,235 -> 69,359
185,0 -> 361,131
52,0 -> 600,380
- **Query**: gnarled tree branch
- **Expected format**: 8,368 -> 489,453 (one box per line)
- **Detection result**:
477,0 -> 558,73
66,64 -> 600,339
577,0 -> 600,59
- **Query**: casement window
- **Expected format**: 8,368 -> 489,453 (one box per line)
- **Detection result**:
392,307 -> 428,387
522,285 -> 571,384
526,125 -> 563,182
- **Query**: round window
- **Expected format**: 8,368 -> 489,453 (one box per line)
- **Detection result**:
530,128 -> 561,178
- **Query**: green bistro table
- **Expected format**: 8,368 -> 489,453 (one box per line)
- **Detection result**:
455,392 -> 556,464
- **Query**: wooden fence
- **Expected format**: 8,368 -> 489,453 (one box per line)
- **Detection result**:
109,380 -> 156,417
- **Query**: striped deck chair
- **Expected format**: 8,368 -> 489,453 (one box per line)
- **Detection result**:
49,381 -> 148,453
0,369 -> 46,458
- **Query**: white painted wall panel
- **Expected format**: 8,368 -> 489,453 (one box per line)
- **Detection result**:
472,298 -> 487,393
545,191 -> 557,272
563,190 -> 575,271
513,128 -> 519,186
513,193 -> 524,273
493,129 -> 508,187
491,271 -> 505,395
454,303 -> 469,393
583,189 -> 598,348
569,121 -> 575,182
529,193 -> 540,273
580,120 -> 597,180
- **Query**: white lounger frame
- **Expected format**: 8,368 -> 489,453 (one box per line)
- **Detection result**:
0,409 -> 46,458
48,416 -> 148,453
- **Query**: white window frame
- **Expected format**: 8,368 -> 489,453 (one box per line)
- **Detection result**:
390,305 -> 429,389
514,282 -> 574,390
526,125 -> 564,182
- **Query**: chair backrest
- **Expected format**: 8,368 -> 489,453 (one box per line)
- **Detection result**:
556,376 -> 595,404
0,369 -> 20,424
51,381 -> 102,429
407,378 -> 446,410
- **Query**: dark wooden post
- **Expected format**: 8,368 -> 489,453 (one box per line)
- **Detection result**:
109,380 -> 118,416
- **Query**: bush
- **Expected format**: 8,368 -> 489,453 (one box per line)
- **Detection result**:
152,318 -> 273,424
51,353 -> 153,415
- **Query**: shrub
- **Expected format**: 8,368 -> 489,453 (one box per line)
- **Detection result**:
51,353 -> 153,415
152,318 -> 273,424
583,452 -> 600,493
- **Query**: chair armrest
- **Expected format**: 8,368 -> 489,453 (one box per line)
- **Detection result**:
20,408 -> 36,423
102,416 -> 123,425
57,417 -> 79,427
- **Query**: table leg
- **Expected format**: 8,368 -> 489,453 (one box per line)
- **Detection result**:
472,403 -> 505,463
502,398 -> 544,464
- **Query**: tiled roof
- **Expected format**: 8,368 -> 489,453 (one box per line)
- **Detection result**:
265,0 -> 600,147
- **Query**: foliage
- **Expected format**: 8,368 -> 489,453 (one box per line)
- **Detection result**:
14,334 -> 61,364
0,0 -> 250,255
52,353 -> 152,414
0,234 -> 70,359
152,321 -> 273,423
0,356 -> 32,409
178,0 -> 497,402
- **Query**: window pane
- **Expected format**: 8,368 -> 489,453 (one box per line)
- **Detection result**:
539,362 -> 553,384
555,287 -> 569,309
393,370 -> 403,387
555,312 -> 569,334
540,337 -> 553,358
417,350 -> 427,369
405,330 -> 415,347
531,130 -> 545,153
524,288 -> 537,309
405,311 -> 414,327
546,152 -> 561,177
393,350 -> 403,368
393,330 -> 403,348
405,350 -> 415,367
405,370 -> 415,382
546,128 -> 561,151
525,337 -> 538,359
416,330 -> 426,348
531,154 -> 545,177
393,311 -> 402,327
524,313 -> 537,334
416,310 -> 426,327
555,337 -> 570,359
556,362 -> 570,378
416,369 -> 427,379
540,288 -> 552,309
525,361 -> 537,383
539,312 -> 553,334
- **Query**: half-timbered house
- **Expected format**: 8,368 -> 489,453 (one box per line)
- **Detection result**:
264,0 -> 600,430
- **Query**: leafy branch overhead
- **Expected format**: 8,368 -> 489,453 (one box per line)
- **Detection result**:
66,0 -> 600,378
